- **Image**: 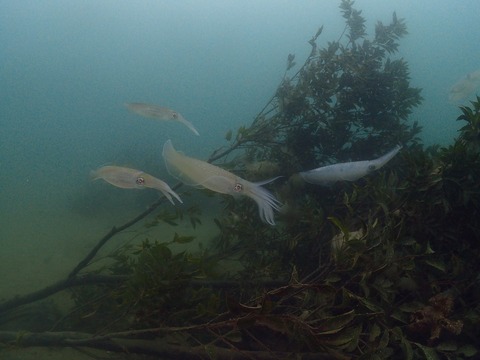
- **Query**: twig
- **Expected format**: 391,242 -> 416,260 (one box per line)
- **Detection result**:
0,275 -> 126,313
68,197 -> 169,278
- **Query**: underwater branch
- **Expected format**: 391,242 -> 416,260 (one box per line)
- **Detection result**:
0,326 -> 333,359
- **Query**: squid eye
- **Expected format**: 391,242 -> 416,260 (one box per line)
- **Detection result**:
136,177 -> 145,185
233,183 -> 243,192
368,164 -> 376,172
172,112 -> 178,119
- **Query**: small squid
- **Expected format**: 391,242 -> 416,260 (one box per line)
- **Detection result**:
91,165 -> 182,205
162,140 -> 281,225
125,102 -> 200,136
449,70 -> 480,102
299,145 -> 402,185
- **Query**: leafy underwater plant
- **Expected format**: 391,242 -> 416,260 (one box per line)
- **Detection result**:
217,0 -> 422,175
457,95 -> 480,151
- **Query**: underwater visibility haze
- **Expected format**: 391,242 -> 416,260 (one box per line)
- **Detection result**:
1,0 -> 480,358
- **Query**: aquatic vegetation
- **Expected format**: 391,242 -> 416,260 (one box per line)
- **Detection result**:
217,1 -> 422,176
2,1 -> 480,359
408,293 -> 463,345
125,102 -> 200,135
66,232 -> 221,332
457,95 -> 480,151
244,160 -> 281,180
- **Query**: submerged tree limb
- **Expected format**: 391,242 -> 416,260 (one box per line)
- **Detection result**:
0,275 -> 126,313
0,273 -> 286,314
0,330 -> 333,360
0,193 -> 170,313
67,196 -> 167,279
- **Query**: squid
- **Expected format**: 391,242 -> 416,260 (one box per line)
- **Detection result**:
299,145 -> 402,185
125,102 -> 200,136
162,140 -> 281,225
449,70 -> 480,102
91,165 -> 182,205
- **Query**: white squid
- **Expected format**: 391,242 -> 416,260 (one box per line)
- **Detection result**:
91,165 -> 182,205
125,102 -> 200,136
299,145 -> 402,185
162,140 -> 281,225
449,69 -> 480,102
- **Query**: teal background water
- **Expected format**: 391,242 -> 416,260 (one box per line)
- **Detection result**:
1,0 -> 480,298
